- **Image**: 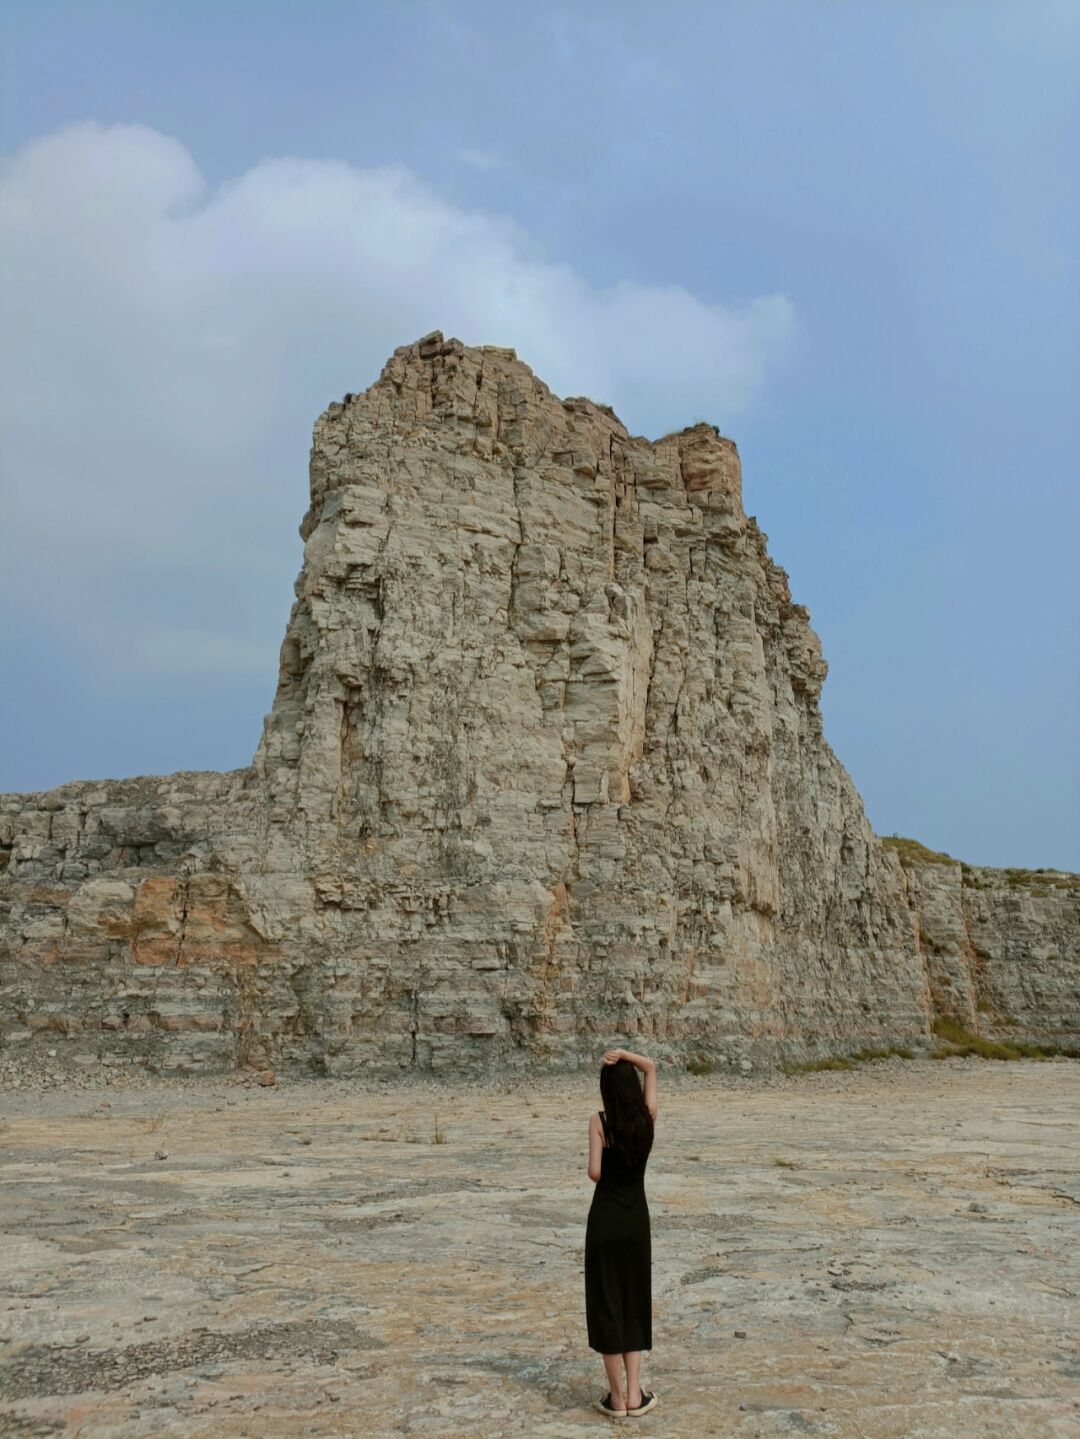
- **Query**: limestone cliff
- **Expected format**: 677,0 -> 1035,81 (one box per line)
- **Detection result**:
887,842 -> 1078,1050
1,334 -> 1076,1072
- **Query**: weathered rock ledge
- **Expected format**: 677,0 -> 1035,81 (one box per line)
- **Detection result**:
1,334 -> 1076,1073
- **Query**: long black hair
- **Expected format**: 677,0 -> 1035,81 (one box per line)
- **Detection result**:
599,1058 -> 654,1166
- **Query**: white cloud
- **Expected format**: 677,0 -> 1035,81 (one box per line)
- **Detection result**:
0,122 -> 795,679
458,146 -> 508,172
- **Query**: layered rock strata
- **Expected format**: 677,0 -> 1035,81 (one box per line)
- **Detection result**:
899,853 -> 1078,1048
1,334 -> 1076,1072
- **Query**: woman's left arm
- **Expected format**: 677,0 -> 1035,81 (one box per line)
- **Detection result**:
586,1112 -> 603,1182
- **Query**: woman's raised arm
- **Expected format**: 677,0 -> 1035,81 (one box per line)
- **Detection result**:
604,1049 -> 658,1119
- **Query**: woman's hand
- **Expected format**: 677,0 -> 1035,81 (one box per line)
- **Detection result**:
603,1048 -> 626,1066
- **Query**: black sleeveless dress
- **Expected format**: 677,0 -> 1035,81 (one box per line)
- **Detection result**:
584,1109 -> 652,1353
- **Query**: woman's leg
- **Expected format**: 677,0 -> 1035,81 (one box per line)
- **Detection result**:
623,1350 -> 641,1408
602,1351 -> 625,1408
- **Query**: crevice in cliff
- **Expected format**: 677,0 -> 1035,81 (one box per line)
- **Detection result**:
283,964 -> 316,1045
642,612 -> 663,738
409,985 -> 419,1067
662,573 -> 692,823
956,885 -> 991,1028
351,481 -> 403,829
604,435 -> 617,581
508,464 -> 525,630
173,875 -> 190,967
470,349 -> 486,458
566,799 -> 582,890
333,697 -> 350,826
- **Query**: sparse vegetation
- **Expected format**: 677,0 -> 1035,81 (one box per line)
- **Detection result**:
881,835 -> 956,867
356,1116 -> 447,1144
781,1044 -> 916,1075
1001,867 -> 1078,891
882,836 -> 1079,891
931,1016 -> 974,1044
686,1059 -> 716,1076
930,1015 -> 1080,1061
782,1056 -> 855,1073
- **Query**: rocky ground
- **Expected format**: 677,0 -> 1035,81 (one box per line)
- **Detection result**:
1,1056 -> 1078,1438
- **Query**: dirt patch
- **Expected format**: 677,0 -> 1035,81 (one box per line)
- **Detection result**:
2,1058 -> 1078,1437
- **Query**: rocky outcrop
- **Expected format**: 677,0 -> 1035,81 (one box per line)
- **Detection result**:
1,334 -> 1076,1073
890,844 -> 1079,1048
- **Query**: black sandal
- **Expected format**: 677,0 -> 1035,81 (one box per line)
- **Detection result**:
595,1391 -> 628,1417
627,1388 -> 657,1416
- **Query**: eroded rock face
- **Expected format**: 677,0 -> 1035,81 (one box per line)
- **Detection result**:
902,859 -> 1079,1046
1,334 -> 1076,1072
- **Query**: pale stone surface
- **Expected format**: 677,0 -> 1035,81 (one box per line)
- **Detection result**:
0,334 -> 1076,1072
1,1060 -> 1078,1436
903,859 -> 1080,1046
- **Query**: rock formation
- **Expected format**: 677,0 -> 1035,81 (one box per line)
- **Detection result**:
1,334 -> 1076,1073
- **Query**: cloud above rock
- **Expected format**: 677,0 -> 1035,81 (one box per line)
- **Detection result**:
0,121 -> 795,683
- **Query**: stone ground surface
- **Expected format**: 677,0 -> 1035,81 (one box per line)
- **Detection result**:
1,1057 -> 1078,1439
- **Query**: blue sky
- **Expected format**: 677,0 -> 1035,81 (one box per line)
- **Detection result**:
1,1 -> 1077,869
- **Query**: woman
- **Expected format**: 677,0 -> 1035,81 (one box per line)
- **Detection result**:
585,1047 -> 659,1418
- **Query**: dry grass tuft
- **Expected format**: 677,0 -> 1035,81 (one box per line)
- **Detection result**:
930,1015 -> 1079,1061
881,835 -> 956,867
781,1045 -> 916,1075
686,1059 -> 716,1076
